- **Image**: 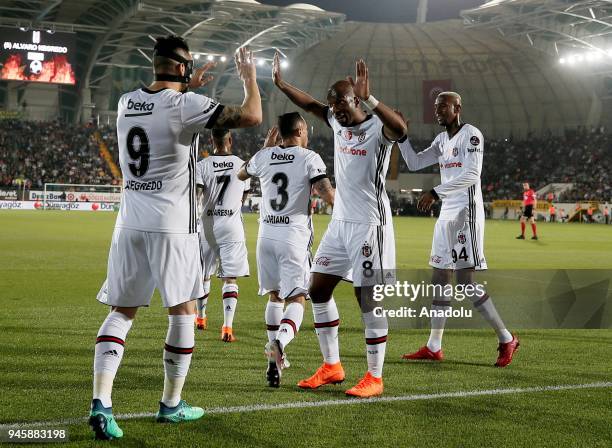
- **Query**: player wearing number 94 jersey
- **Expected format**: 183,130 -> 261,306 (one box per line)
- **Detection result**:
238,112 -> 334,388
90,36 -> 262,441
397,92 -> 518,369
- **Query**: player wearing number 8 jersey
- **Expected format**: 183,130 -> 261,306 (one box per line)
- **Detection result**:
272,53 -> 407,397
238,112 -> 334,388
397,92 -> 518,368
90,36 -> 262,440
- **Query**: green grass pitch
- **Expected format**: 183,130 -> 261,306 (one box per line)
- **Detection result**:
0,211 -> 610,447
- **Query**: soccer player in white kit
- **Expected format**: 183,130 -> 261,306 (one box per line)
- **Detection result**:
238,113 -> 334,388
195,129 -> 250,342
89,36 -> 262,440
272,53 -> 407,397
397,92 -> 519,368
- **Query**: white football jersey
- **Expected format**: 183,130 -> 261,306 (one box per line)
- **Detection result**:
326,109 -> 394,225
115,87 -> 223,233
246,145 -> 327,246
196,154 -> 250,243
398,123 -> 485,222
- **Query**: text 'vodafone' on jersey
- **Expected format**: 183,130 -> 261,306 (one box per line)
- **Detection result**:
246,145 -> 327,248
115,88 -> 223,234
326,109 -> 394,225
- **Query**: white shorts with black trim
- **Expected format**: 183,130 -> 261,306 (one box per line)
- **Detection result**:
311,219 -> 396,287
429,219 -> 487,271
97,228 -> 204,308
199,232 -> 249,279
256,237 -> 311,299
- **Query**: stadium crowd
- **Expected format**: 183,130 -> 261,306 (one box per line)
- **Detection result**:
2,120 -> 610,204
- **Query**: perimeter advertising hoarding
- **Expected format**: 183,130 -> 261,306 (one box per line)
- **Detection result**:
0,28 -> 76,85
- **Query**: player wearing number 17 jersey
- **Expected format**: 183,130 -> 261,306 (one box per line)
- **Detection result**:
196,129 -> 250,342
89,36 -> 261,441
397,92 -> 518,368
272,53 -> 407,397
238,112 -> 334,388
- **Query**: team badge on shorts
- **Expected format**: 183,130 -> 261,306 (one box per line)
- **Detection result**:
358,132 -> 367,143
362,242 -> 372,258
457,232 -> 466,244
452,147 -> 458,157
470,136 -> 480,146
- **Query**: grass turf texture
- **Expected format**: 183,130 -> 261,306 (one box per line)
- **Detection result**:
0,211 -> 610,447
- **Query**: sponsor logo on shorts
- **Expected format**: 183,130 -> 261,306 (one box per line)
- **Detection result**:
314,256 -> 331,266
457,232 -> 466,244
470,136 -> 480,146
431,255 -> 442,264
362,242 -> 372,258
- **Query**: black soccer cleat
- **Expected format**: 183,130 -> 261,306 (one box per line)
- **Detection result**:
516,235 -> 525,239
531,235 -> 538,240
266,361 -> 280,388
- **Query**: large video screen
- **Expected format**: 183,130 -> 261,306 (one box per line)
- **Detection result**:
0,28 -> 76,85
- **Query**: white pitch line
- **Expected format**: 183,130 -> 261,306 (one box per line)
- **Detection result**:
1,382 -> 610,430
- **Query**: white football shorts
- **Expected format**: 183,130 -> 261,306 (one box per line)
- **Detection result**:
429,219 -> 487,270
256,237 -> 311,299
199,232 -> 249,279
311,219 -> 396,287
97,228 -> 204,308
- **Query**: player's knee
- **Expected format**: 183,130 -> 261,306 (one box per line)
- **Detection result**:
168,300 -> 196,315
309,284 -> 332,303
286,293 -> 306,306
111,306 -> 138,320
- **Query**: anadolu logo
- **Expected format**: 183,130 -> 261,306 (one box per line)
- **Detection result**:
127,99 -> 154,111
213,161 -> 234,168
271,153 -> 294,161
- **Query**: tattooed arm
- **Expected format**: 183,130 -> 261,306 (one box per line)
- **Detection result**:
312,177 -> 334,207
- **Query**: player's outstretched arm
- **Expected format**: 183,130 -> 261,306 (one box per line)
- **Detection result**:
312,177 -> 335,207
237,164 -> 251,181
213,47 -> 262,129
272,52 -> 328,123
394,110 -> 439,171
348,59 -> 407,141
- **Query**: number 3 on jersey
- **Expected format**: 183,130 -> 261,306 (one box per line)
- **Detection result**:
126,126 -> 150,177
270,172 -> 289,211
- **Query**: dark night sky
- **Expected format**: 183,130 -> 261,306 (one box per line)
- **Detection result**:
259,0 -> 486,23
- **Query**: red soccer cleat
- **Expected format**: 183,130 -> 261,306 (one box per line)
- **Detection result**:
495,334 -> 520,367
401,346 -> 444,361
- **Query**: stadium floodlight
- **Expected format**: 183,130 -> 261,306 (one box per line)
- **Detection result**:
207,54 -> 214,61
257,59 -> 265,66
220,55 -> 227,62
194,54 -> 200,60
280,60 -> 289,68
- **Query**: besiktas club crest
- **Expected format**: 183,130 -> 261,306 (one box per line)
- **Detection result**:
362,242 -> 372,258
457,232 -> 466,244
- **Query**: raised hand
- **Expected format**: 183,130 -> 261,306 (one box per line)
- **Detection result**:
272,52 -> 283,87
346,58 -> 370,100
263,126 -> 280,147
235,46 -> 256,82
417,191 -> 436,212
188,61 -> 216,90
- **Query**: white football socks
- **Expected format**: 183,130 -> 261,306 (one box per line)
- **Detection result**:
363,310 -> 388,378
162,314 -> 195,408
312,298 -> 340,365
196,280 -> 210,319
277,302 -> 304,350
427,300 -> 452,352
93,311 -> 133,408
265,300 -> 284,343
222,283 -> 238,328
471,293 -> 513,343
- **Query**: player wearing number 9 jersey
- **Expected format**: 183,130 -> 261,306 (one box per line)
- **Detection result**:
90,36 -> 262,441
397,92 -> 518,369
238,112 -> 334,388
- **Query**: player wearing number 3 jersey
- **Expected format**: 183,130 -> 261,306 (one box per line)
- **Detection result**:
397,92 -> 518,369
90,35 -> 261,441
238,112 -> 334,388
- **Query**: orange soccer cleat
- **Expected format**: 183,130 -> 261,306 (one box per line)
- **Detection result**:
401,346 -> 444,361
345,372 -> 383,398
195,316 -> 208,330
297,362 -> 345,389
221,326 -> 236,342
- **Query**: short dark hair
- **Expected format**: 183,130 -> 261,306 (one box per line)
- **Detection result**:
153,35 -> 190,73
278,112 -> 304,139
211,128 -> 230,145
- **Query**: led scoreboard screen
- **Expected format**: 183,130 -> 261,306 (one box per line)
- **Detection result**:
1,28 -> 76,85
